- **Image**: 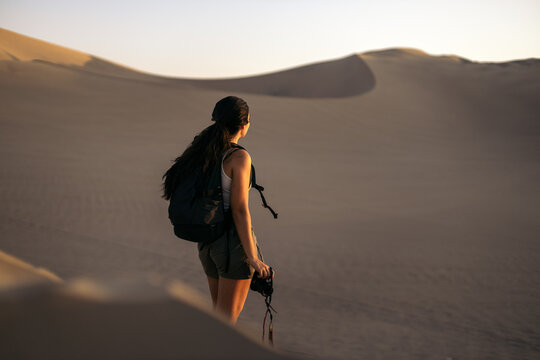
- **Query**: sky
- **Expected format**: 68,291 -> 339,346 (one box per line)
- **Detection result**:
1,0 -> 539,78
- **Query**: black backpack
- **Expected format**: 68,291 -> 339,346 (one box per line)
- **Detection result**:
168,143 -> 277,243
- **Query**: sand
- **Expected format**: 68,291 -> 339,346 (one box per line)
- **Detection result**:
1,26 -> 540,359
0,250 -> 291,359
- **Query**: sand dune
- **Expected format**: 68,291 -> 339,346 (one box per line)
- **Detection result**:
177,54 -> 376,98
362,47 -> 470,62
0,27 -> 159,81
0,250 -> 292,360
1,27 -> 376,98
1,27 -> 540,359
0,250 -> 63,288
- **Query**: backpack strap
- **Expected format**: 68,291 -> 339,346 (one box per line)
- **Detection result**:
222,147 -> 240,163
250,166 -> 278,219
229,143 -> 278,219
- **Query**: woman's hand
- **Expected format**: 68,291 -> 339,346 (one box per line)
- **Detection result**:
246,257 -> 273,279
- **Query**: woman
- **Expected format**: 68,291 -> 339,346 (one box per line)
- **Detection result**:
162,96 -> 272,324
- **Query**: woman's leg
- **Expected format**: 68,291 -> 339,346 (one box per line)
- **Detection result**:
206,275 -> 219,308
216,277 -> 251,324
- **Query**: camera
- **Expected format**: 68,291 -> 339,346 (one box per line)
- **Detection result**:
250,267 -> 274,297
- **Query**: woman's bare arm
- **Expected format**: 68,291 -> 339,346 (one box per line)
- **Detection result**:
229,149 -> 271,278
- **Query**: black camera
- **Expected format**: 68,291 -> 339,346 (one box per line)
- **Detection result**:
250,267 -> 274,297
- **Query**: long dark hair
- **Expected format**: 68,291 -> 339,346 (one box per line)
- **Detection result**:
161,96 -> 250,200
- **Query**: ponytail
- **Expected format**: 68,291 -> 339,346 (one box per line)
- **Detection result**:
162,96 -> 249,200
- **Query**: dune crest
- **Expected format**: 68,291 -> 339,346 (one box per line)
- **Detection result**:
362,47 -> 430,58
360,46 -> 477,63
1,27 -> 376,98
0,27 -> 91,66
0,252 -> 294,360
0,27 -> 156,80
178,53 -> 376,98
0,250 -> 63,288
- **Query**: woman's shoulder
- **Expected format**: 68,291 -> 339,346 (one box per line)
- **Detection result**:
228,148 -> 251,168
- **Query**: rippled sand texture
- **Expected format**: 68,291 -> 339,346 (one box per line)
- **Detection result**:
1,27 -> 540,359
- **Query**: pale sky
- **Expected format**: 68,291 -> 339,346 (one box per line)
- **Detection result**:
1,0 -> 539,78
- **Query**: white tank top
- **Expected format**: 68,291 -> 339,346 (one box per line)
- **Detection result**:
221,148 -> 251,211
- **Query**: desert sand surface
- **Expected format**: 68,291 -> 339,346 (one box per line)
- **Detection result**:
0,250 -> 292,359
1,26 -> 540,359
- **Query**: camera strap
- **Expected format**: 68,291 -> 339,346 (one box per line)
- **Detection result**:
262,280 -> 277,346
251,228 -> 277,345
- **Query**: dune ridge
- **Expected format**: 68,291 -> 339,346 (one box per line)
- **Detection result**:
0,27 -> 159,81
0,250 -> 295,360
177,54 -> 376,98
0,250 -> 63,288
4,27 -> 538,98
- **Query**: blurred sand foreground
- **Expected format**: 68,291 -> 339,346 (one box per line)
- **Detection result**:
0,249 -> 291,359
1,27 -> 540,359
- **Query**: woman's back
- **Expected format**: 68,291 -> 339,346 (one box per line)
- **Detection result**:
221,148 -> 251,211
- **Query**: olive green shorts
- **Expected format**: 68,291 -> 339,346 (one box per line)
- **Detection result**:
197,225 -> 259,280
